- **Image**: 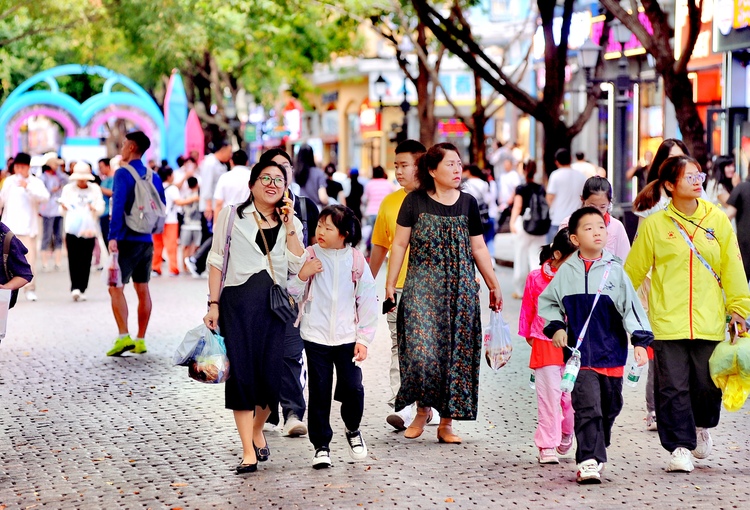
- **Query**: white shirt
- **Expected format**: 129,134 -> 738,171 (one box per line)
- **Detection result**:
498,169 -> 522,209
287,245 -> 378,347
213,166 -> 251,206
0,174 -> 50,236
571,160 -> 598,179
164,185 -> 181,224
207,204 -> 306,288
60,182 -> 105,237
198,154 -> 227,206
546,167 -> 587,225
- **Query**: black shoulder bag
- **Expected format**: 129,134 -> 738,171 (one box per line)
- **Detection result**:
253,212 -> 297,323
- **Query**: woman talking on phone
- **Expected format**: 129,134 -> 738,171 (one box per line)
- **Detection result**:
203,161 -> 306,474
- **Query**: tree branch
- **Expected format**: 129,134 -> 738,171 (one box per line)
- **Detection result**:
675,0 -> 703,74
599,0 -> 658,56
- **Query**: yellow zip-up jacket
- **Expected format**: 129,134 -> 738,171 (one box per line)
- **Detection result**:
624,199 -> 750,341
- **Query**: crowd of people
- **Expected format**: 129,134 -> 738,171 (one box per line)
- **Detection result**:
1,132 -> 749,486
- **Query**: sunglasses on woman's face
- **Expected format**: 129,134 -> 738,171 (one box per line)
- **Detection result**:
259,175 -> 285,187
682,172 -> 707,185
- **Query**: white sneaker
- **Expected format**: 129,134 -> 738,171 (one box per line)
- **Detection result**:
79,293 -> 87,301
386,407 -> 412,431
576,459 -> 602,484
646,412 -> 658,431
71,289 -> 81,301
692,428 -> 713,459
427,407 -> 440,425
262,422 -> 277,432
184,257 -> 200,277
25,291 -> 37,302
282,414 -> 308,437
312,447 -> 331,469
345,430 -> 368,461
667,447 -> 694,472
538,448 -> 559,464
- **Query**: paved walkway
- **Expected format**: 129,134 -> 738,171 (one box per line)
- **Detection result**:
1,263 -> 749,509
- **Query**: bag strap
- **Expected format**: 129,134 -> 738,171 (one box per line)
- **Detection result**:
670,218 -> 722,288
572,260 -> 613,353
252,211 -> 277,285
2,231 -> 14,281
219,206 -> 237,296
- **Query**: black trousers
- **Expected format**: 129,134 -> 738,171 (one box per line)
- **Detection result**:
304,341 -> 364,449
653,339 -> 722,452
99,216 -> 110,252
267,320 -> 307,425
194,236 -> 212,274
571,370 -> 623,464
66,234 -> 96,293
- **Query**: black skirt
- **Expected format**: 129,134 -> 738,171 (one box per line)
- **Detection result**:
219,271 -> 285,411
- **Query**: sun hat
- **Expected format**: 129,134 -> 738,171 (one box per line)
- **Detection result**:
69,162 -> 95,181
43,151 -> 64,167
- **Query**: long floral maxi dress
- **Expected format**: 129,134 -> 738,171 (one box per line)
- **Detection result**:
395,191 -> 483,420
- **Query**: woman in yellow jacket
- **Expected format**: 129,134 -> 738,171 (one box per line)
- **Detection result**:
625,155 -> 750,474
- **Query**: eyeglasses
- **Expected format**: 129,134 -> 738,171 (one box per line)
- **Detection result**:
682,172 -> 707,185
259,175 -> 285,187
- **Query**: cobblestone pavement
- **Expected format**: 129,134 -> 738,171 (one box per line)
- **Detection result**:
1,262 -> 749,509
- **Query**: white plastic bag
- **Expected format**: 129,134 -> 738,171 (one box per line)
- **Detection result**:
483,311 -> 513,371
174,324 -> 230,384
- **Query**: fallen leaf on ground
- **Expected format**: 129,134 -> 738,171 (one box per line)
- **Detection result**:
171,483 -> 189,488
445,498 -> 454,503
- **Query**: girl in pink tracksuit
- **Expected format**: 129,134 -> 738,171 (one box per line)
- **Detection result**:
518,228 -> 577,464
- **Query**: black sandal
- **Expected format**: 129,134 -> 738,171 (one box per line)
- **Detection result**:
253,431 -> 270,462
236,461 -> 258,474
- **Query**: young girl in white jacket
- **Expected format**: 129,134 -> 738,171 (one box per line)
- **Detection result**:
288,205 -> 378,469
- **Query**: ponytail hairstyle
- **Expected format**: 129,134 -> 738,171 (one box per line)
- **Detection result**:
318,204 -> 362,247
416,142 -> 460,193
646,138 -> 689,184
582,176 -> 612,202
539,227 -> 577,266
634,155 -> 698,211
523,160 -> 537,183
236,161 -> 287,219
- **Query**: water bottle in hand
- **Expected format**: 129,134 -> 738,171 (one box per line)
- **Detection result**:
560,351 -> 581,393
625,361 -> 644,387
529,371 -> 536,390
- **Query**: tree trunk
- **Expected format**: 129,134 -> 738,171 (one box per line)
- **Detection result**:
469,71 -> 486,167
416,23 -> 436,146
663,70 -> 708,169
542,119 -> 571,178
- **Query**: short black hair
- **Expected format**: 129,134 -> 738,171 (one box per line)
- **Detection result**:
187,176 -> 198,188
372,165 -> 387,179
575,152 -> 585,161
42,164 -> 53,173
231,150 -> 249,166
554,148 -> 571,166
176,156 -> 186,167
14,152 -> 31,166
318,205 -> 362,247
126,131 -> 151,155
395,139 -> 426,156
99,158 -> 110,167
158,167 -> 173,182
568,206 -> 605,236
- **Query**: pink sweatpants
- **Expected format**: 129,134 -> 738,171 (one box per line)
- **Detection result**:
534,364 -> 574,449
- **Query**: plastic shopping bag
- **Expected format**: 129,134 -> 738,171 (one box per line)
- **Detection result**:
709,334 -> 750,411
483,311 -> 513,371
174,324 -> 230,384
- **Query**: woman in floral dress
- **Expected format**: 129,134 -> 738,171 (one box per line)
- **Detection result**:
386,143 -> 503,443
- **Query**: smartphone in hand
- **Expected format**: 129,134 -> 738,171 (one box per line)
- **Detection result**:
382,296 -> 398,314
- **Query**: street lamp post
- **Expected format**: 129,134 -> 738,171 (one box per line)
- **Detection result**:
579,21 -> 642,219
399,76 -> 411,143
374,74 -> 388,129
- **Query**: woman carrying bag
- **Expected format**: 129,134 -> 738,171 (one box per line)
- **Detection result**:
625,155 -> 750,474
203,161 -> 306,474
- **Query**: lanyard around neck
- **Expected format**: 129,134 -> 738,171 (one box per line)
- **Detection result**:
572,260 -> 613,353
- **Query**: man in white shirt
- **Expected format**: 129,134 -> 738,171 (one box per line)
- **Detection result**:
546,149 -> 587,242
199,143 -> 232,223
498,158 -> 521,229
213,150 -> 252,218
571,152 -> 598,179
0,152 -> 51,301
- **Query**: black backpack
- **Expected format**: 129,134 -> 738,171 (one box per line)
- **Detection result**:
2,231 -> 18,309
522,185 -> 551,236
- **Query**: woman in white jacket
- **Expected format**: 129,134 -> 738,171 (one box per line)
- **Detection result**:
59,163 -> 105,301
288,205 -> 378,470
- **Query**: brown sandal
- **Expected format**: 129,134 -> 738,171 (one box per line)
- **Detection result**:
404,407 -> 432,439
437,424 -> 462,444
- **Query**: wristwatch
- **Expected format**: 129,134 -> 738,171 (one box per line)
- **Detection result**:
287,230 -> 296,237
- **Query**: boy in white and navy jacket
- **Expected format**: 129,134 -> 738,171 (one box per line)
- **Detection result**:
287,205 -> 378,469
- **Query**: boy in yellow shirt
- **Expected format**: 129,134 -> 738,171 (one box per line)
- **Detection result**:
369,140 -> 426,430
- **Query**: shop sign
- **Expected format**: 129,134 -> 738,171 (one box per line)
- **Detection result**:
590,12 -> 654,57
244,124 -> 257,143
438,119 -> 469,137
713,0 -> 750,51
360,99 -> 379,134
